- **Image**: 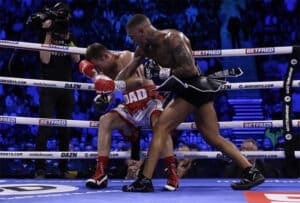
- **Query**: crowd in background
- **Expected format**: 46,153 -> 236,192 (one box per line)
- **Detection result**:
0,0 -> 300,178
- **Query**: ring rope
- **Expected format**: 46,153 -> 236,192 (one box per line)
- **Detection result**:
0,76 -> 94,91
0,39 -> 294,58
1,41 -> 299,164
0,150 -> 299,159
1,76 -> 300,91
1,115 -> 299,129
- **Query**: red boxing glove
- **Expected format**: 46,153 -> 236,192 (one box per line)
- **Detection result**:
79,60 -> 97,81
94,74 -> 115,94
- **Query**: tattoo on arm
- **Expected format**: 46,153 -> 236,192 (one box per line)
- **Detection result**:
172,44 -> 195,76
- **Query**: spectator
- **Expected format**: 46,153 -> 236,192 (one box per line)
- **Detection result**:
227,16 -> 241,48
177,144 -> 192,178
125,149 -> 144,180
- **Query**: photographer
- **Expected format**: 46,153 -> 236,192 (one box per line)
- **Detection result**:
33,2 -> 80,178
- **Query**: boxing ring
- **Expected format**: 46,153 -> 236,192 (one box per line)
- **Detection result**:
0,40 -> 300,203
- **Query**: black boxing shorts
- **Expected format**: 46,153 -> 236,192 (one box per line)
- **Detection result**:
176,76 -> 216,107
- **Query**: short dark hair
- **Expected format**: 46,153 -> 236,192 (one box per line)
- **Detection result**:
85,43 -> 108,60
126,14 -> 150,30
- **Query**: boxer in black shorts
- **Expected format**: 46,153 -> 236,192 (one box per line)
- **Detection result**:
116,14 -> 265,192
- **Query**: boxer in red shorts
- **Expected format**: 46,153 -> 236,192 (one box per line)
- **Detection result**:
79,43 -> 178,191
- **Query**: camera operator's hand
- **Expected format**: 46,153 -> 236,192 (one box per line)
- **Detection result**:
42,19 -> 52,29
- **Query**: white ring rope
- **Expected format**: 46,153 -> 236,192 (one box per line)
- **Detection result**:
0,150 -> 299,159
0,39 -> 294,58
0,76 -> 95,91
1,76 -> 300,91
0,115 -> 299,129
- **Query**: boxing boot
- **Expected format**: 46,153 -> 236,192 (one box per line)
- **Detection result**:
86,156 -> 108,189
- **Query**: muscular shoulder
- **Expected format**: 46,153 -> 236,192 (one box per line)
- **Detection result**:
163,29 -> 191,48
119,50 -> 134,65
120,50 -> 134,58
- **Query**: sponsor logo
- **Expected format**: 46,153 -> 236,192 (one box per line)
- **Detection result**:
221,84 -> 231,90
39,119 -> 67,127
244,192 -> 300,203
89,121 -> 99,128
64,83 -> 82,89
193,50 -> 221,56
243,153 -> 279,159
245,47 -> 275,55
61,152 -> 77,158
243,122 -> 272,128
284,103 -> 291,132
41,44 -> 69,50
0,78 -> 26,85
28,152 -> 53,157
110,153 -> 120,157
123,88 -> 148,104
0,40 -> 19,44
0,184 -> 78,195
180,153 -> 209,159
88,153 -> 98,158
0,116 -> 16,124
32,82 -> 57,88
238,83 -> 274,89
0,152 -> 23,157
285,66 -> 294,94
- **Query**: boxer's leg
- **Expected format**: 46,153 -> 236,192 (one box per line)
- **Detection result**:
123,98 -> 193,192
86,111 -> 130,189
193,102 -> 265,190
151,111 -> 178,191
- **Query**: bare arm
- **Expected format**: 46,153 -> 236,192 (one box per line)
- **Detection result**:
115,47 -> 145,80
169,34 -> 198,78
39,33 -> 52,64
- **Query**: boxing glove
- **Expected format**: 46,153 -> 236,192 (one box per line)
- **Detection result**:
144,59 -> 171,81
93,94 -> 111,113
94,74 -> 126,94
78,60 -> 98,81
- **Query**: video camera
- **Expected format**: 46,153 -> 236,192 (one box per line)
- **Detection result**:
26,2 -> 70,38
